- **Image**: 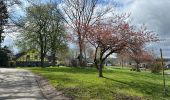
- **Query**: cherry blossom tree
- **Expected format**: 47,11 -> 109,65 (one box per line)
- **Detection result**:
83,16 -> 158,77
131,50 -> 154,71
121,48 -> 154,72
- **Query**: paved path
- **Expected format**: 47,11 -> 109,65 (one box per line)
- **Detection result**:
0,68 -> 46,100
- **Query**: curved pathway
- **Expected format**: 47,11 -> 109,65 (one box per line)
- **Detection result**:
0,68 -> 46,100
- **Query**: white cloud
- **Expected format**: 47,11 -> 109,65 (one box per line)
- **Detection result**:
119,0 -> 170,58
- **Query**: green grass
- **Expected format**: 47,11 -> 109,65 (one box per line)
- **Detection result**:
24,66 -> 170,100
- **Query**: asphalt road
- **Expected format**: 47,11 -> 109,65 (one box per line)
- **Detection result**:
0,68 -> 46,100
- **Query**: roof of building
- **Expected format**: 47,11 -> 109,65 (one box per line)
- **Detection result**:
14,52 -> 26,60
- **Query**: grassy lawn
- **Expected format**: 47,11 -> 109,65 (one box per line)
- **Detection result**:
24,66 -> 170,100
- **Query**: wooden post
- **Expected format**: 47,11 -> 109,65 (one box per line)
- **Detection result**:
160,48 -> 166,96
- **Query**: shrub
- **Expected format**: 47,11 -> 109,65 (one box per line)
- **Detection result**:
0,50 -> 9,67
70,59 -> 78,67
0,47 -> 13,67
150,61 -> 162,73
9,61 -> 16,67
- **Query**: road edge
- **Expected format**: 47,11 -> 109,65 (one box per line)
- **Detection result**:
34,74 -> 71,100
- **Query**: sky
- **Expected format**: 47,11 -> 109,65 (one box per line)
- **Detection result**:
116,0 -> 170,58
2,0 -> 170,58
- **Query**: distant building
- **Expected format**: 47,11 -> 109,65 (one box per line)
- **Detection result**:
105,58 -> 118,66
156,58 -> 170,69
15,49 -> 50,67
163,58 -> 170,69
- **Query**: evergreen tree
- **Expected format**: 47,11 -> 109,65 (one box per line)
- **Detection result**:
0,46 -> 13,67
0,0 -> 8,48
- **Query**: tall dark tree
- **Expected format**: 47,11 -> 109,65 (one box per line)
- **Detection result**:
0,0 -> 8,48
45,2 -> 67,66
0,46 -> 13,67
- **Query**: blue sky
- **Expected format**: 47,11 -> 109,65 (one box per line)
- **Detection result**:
3,0 -> 170,58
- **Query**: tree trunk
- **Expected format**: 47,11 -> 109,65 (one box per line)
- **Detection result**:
78,33 -> 84,67
98,62 -> 104,77
94,47 -> 99,70
52,51 -> 56,66
40,43 -> 44,67
136,63 -> 140,72
79,45 -> 83,67
94,58 -> 99,70
0,33 -> 1,49
121,58 -> 124,68
40,53 -> 44,67
94,59 -> 103,77
83,46 -> 87,65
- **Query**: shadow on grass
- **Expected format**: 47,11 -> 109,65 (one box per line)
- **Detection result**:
27,67 -> 170,99
107,69 -> 164,80
103,76 -> 170,98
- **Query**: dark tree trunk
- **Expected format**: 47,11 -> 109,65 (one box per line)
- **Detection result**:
94,58 -> 99,70
136,63 -> 140,72
83,46 -> 87,65
94,47 -> 99,70
0,26 -> 4,49
94,59 -> 104,77
79,44 -> 83,67
0,32 -> 1,49
99,64 -> 103,77
78,32 -> 85,67
40,53 -> 44,67
98,62 -> 103,77
40,40 -> 44,67
52,51 -> 56,66
121,58 -> 124,68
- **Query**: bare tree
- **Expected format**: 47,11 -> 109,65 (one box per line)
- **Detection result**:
62,0 -> 112,67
